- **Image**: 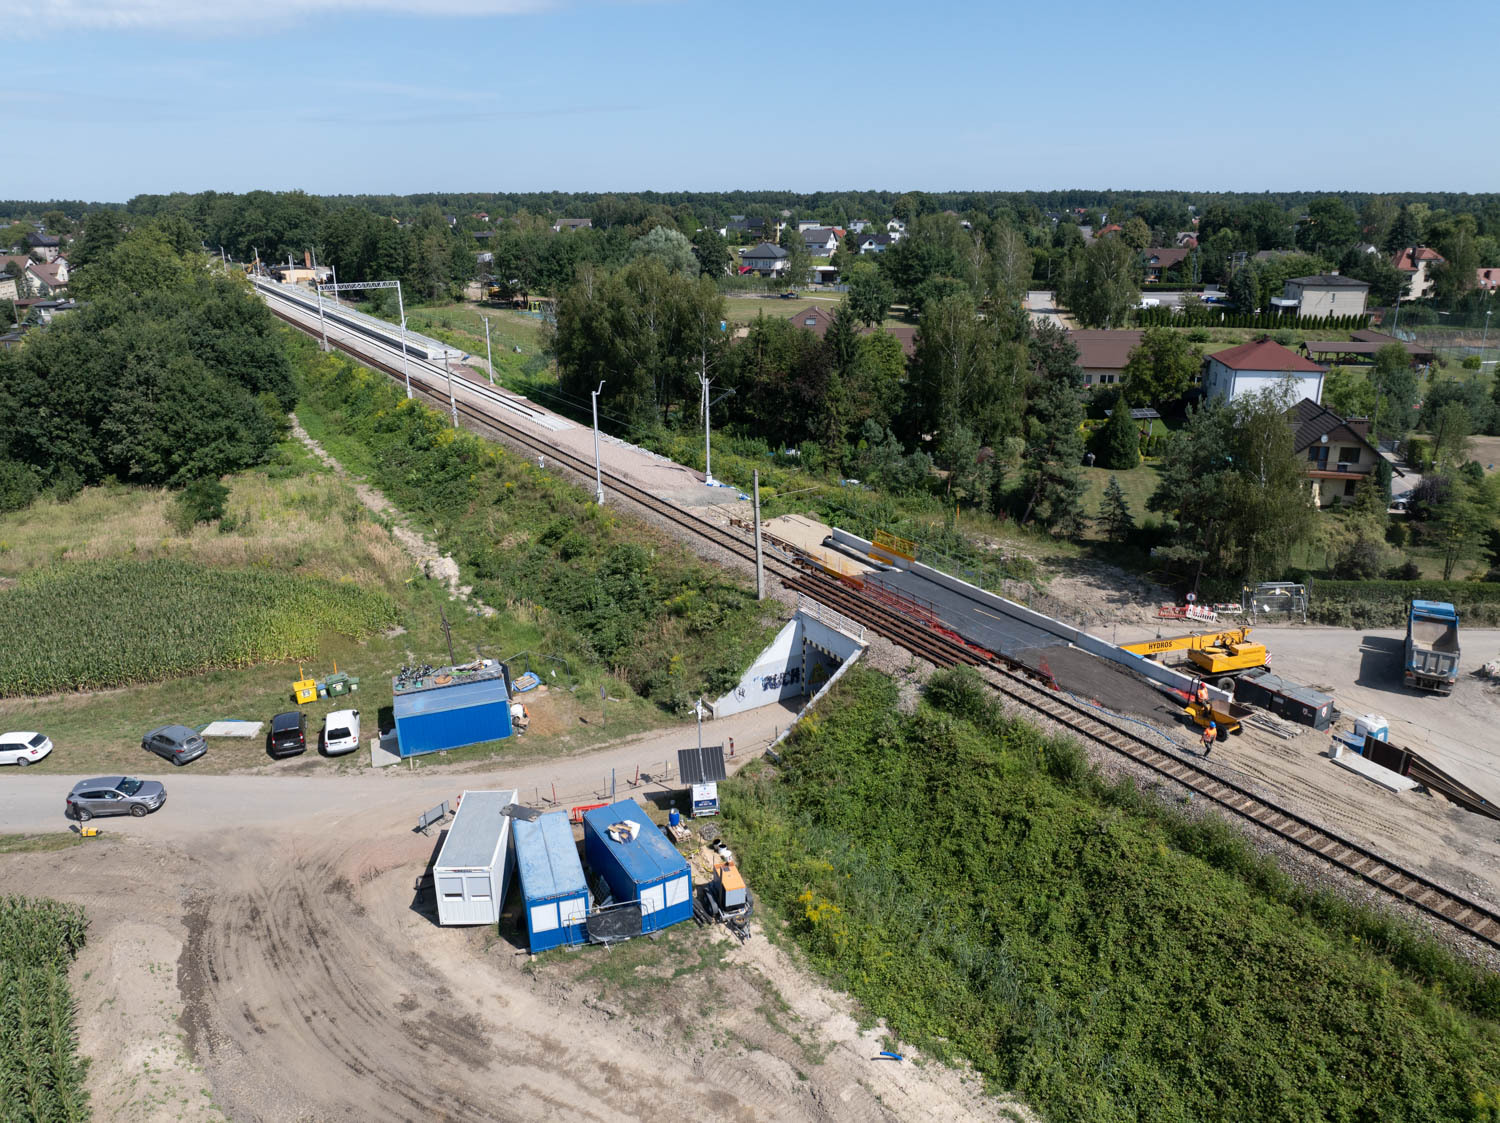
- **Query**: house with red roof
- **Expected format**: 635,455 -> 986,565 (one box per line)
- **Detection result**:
1392,245 -> 1444,300
1203,338 -> 1326,406
1477,267 -> 1500,293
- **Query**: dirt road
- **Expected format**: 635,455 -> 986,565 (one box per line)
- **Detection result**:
1,706 -> 1026,1122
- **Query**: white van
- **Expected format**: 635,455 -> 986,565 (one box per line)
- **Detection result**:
323,709 -> 361,756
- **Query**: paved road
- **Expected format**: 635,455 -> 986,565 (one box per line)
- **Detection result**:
0,702 -> 799,837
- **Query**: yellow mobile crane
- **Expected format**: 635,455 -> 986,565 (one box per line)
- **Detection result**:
1121,625 -> 1269,691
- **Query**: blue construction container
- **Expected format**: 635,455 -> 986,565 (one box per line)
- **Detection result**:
393,665 -> 512,757
512,811 -> 590,952
581,801 -> 693,933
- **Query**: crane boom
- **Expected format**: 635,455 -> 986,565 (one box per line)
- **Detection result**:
1120,626 -> 1252,656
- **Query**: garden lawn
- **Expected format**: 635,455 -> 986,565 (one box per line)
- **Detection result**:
723,667 -> 1500,1123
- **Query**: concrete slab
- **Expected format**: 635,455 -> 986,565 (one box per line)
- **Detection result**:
868,567 -> 1064,656
1329,742 -> 1419,792
370,733 -> 401,769
200,721 -> 263,738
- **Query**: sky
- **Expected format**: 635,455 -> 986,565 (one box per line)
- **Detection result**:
8,0 -> 1500,201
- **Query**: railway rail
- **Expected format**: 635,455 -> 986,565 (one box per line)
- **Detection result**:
270,301 -> 1500,952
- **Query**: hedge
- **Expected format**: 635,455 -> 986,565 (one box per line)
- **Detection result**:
1307,578 -> 1500,626
1133,308 -> 1373,331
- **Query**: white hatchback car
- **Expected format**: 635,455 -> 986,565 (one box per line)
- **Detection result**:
0,732 -> 53,766
323,710 -> 361,756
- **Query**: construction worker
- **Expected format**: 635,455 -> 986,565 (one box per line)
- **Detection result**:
1202,720 -> 1217,757
1194,679 -> 1210,708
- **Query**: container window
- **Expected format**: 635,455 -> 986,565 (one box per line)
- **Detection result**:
530,903 -> 559,933
465,877 -> 490,900
437,877 -> 464,898
559,898 -> 587,926
664,876 -> 690,908
640,884 -> 665,916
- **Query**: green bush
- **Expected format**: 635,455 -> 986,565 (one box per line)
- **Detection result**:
724,668 -> 1500,1123
169,477 -> 230,533
0,460 -> 40,513
1309,577 -> 1500,625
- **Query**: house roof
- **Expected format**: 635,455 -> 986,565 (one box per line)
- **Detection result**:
1067,329 -> 1144,371
801,227 -> 837,243
27,233 -> 60,247
859,233 -> 893,247
1095,223 -> 1123,236
1143,247 -> 1191,269
27,261 -> 66,288
553,218 -> 592,230
1392,246 -> 1444,271
1210,338 -> 1324,373
743,242 -> 788,259
1286,398 -> 1392,471
1287,273 -> 1369,290
1477,267 -> 1500,291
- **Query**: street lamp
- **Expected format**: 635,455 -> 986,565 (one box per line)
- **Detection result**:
591,381 -> 606,505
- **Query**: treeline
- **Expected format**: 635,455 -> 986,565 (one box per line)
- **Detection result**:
1135,308 -> 1373,330
0,228 -> 293,507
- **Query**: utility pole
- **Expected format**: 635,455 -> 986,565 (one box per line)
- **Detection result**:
316,275 -> 329,351
753,469 -> 765,600
395,281 -> 412,399
482,315 -> 494,385
440,609 -> 455,667
591,381 -> 606,505
444,357 -> 458,428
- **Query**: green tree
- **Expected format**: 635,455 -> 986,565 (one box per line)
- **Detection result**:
1227,262 -> 1260,312
1121,217 -> 1152,251
1432,474 -> 1497,580
845,260 -> 894,326
1058,236 -> 1140,328
1099,475 -> 1134,542
1383,205 -> 1423,254
1099,394 -> 1141,470
1429,401 -> 1472,473
1122,327 -> 1199,410
1296,197 -> 1359,256
631,225 -> 698,277
1019,323 -> 1087,533
1322,366 -> 1376,419
1370,344 -> 1419,439
690,226 -> 731,278
1149,388 -> 1316,580
1429,216 -> 1480,306
908,292 -> 1026,453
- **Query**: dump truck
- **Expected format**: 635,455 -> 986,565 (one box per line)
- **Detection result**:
1405,600 -> 1460,694
1121,626 -> 1270,690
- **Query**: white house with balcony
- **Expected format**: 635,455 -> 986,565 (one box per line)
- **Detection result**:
1203,338 -> 1326,405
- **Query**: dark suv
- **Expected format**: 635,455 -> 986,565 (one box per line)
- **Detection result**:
142,724 -> 207,766
268,711 -> 307,758
67,776 -> 166,820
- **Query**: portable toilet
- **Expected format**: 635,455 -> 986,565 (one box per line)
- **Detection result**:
1354,714 -> 1389,743
512,811 -> 590,952
431,789 -> 518,926
581,801 -> 693,934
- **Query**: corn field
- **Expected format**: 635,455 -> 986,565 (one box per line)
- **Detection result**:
0,897 -> 90,1123
0,558 -> 401,696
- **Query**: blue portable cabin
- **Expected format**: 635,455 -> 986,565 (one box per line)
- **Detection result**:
581,801 -> 693,933
512,811 -> 590,952
393,663 -> 513,757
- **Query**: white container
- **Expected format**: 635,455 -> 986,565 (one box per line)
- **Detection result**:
1354,714 -> 1389,742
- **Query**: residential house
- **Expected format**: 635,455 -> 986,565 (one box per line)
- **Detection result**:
849,220 -> 873,234
1,254 -> 34,298
1392,246 -> 1444,300
1176,232 -> 1199,248
857,233 -> 894,254
472,212 -> 489,222
1477,267 -> 1500,293
1068,329 -> 1142,389
473,229 -> 494,242
1094,223 -> 1123,238
796,219 -> 826,232
785,306 -> 916,357
443,215 -> 457,227
801,227 -> 839,257
476,251 -> 494,265
1279,274 -> 1369,319
551,218 -> 593,233
886,219 -> 906,235
741,242 -> 790,277
1287,398 -> 1398,507
1142,247 -> 1191,283
1204,338 -> 1326,404
24,260 -> 68,297
26,233 -> 61,262
0,276 -> 16,302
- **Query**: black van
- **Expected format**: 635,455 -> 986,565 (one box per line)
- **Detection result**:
268,711 -> 308,758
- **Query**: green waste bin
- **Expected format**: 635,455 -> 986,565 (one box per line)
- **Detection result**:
348,676 -> 360,693
326,673 -> 350,698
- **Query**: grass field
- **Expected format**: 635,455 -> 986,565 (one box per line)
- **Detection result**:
1078,463 -> 1162,538
724,667 -> 1500,1123
0,432 -> 670,775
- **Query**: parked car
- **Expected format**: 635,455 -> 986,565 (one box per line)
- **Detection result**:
269,711 -> 308,759
0,731 -> 53,767
322,709 -> 361,756
142,724 -> 207,766
67,776 -> 166,820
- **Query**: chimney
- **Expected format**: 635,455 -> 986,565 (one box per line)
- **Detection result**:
1345,417 -> 1372,439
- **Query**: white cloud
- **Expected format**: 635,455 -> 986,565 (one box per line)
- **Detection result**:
15,0 -> 562,34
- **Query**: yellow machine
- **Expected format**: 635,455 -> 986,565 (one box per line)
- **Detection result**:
1122,626 -> 1268,689
1184,698 -> 1248,737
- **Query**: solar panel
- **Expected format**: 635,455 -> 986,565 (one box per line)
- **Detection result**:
677,745 -> 727,785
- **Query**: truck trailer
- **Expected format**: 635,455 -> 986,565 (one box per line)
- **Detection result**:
1405,600 -> 1460,694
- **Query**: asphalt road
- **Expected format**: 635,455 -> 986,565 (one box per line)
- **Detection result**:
867,569 -> 1064,656
0,702 -> 798,838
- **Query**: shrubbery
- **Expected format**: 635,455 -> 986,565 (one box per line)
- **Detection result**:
725,667 -> 1500,1123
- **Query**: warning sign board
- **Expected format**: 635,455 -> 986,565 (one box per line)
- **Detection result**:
872,528 -> 916,561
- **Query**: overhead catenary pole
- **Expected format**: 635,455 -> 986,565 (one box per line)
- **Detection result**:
444,356 -> 458,428
396,281 -> 412,399
752,469 -> 765,601
315,276 -> 329,351
700,372 -> 714,485
482,315 -> 494,385
591,381 -> 606,505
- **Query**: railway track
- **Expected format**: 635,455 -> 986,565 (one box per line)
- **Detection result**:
272,303 -> 1500,952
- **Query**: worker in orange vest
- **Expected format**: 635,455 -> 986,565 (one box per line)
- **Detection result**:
1194,679 -> 1210,707
1202,721 -> 1217,757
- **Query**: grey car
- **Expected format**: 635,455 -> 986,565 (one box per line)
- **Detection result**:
141,724 -> 207,766
66,776 -> 166,821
